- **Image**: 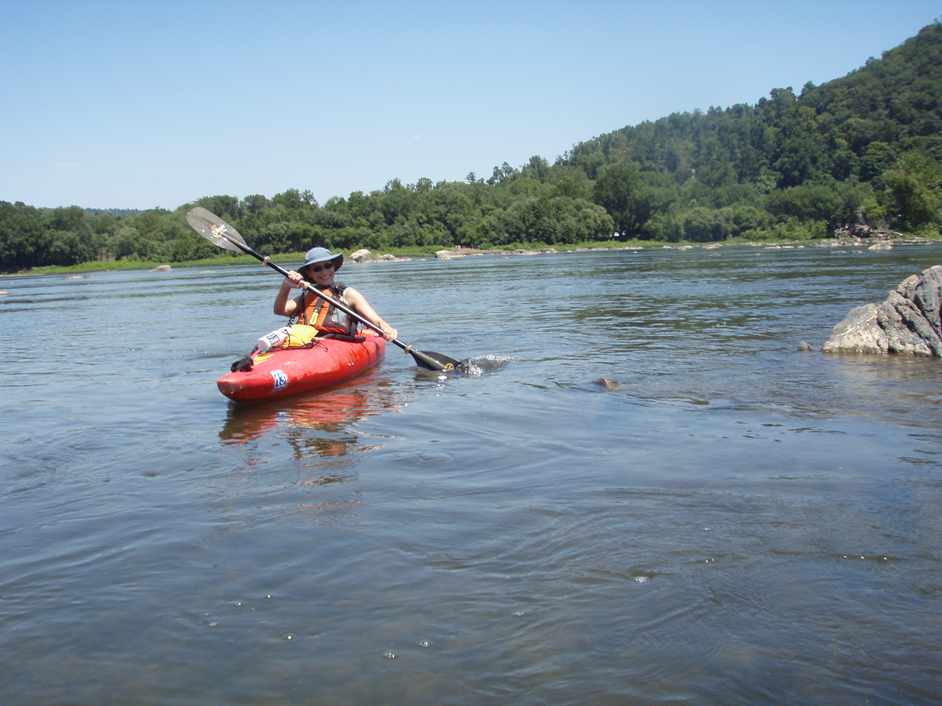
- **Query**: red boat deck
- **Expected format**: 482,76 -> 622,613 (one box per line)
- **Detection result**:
217,336 -> 385,402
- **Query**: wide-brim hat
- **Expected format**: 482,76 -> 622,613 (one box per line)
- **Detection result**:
301,246 -> 343,271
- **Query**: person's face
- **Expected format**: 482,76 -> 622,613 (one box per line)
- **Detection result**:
304,261 -> 335,284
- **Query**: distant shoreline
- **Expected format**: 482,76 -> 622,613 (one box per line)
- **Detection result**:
3,234 -> 938,278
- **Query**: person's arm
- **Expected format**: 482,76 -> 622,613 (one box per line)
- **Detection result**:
274,270 -> 304,316
344,287 -> 398,340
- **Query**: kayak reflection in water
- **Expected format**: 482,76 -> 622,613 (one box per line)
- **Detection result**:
219,376 -> 401,457
274,246 -> 398,342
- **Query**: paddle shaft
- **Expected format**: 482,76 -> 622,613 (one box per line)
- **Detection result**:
221,233 -> 447,370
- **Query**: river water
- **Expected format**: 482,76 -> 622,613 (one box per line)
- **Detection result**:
2,244 -> 941,705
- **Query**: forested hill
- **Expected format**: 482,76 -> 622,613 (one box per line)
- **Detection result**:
566,22 -> 942,183
2,22 -> 941,272
561,21 -> 942,239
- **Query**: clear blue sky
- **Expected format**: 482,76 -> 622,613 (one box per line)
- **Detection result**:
1,0 -> 938,210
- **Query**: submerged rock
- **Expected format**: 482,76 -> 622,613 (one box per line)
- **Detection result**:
823,265 -> 942,357
594,377 -> 620,391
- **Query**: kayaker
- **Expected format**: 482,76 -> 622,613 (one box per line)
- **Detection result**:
273,246 -> 398,341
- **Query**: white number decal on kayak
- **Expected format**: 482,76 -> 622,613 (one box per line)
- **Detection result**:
271,370 -> 288,389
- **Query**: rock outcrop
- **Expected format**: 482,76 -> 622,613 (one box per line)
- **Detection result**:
823,265 -> 942,357
435,247 -> 488,260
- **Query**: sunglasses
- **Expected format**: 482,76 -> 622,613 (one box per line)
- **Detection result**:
306,262 -> 334,273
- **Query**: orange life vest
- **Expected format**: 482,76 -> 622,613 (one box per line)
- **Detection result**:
297,285 -> 356,335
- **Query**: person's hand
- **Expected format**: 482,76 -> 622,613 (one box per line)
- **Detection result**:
380,323 -> 397,341
285,270 -> 305,288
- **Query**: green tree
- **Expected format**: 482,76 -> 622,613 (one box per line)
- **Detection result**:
881,150 -> 942,229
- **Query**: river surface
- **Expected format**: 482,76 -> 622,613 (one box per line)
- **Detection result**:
2,244 -> 942,705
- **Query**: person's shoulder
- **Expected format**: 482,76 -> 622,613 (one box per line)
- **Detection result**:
340,284 -> 364,301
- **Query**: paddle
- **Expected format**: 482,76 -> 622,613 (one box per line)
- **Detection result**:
185,207 -> 460,372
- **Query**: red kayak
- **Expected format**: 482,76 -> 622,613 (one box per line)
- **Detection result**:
217,336 -> 385,402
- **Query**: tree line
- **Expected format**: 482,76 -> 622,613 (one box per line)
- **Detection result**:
2,22 -> 940,273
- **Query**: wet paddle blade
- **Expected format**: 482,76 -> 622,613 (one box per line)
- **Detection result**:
410,349 -> 461,371
186,207 -> 248,253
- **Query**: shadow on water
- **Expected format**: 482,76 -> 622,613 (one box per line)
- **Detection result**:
821,353 -> 942,429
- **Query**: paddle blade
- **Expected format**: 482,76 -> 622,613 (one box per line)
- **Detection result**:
410,349 -> 461,372
185,207 -> 248,253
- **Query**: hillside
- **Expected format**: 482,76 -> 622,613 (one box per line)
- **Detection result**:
560,22 -> 942,239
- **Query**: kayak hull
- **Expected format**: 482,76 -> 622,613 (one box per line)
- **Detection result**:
217,336 -> 385,402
